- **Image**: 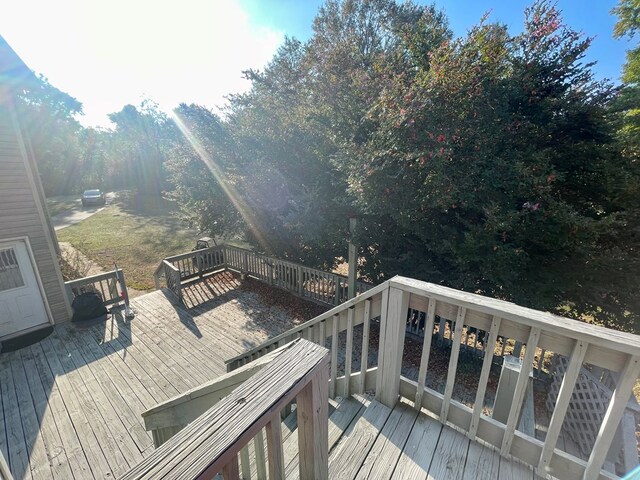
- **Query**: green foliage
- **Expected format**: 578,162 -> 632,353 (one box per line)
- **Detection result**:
16,76 -> 85,195
107,101 -> 177,195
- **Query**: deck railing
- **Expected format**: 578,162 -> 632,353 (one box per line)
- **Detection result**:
223,245 -> 372,305
65,269 -> 128,308
153,243 -> 373,307
142,346 -> 291,448
122,339 -> 329,480
226,276 -> 640,480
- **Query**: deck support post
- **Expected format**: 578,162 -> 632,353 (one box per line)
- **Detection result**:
347,217 -> 357,299
375,286 -> 409,407
297,362 -> 329,480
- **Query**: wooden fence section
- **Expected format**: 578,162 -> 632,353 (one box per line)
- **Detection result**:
226,275 -> 640,480
64,268 -> 127,308
223,245 -> 372,305
153,243 -> 373,307
121,339 -> 329,480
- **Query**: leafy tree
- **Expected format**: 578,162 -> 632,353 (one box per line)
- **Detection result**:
16,76 -> 84,195
108,100 -> 176,195
167,0 -> 639,331
346,2 -> 639,330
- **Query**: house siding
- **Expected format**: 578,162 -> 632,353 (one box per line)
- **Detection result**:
0,103 -> 71,324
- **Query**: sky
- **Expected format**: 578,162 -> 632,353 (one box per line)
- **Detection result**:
0,0 -> 630,128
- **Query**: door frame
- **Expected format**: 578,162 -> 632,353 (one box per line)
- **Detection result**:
0,235 -> 54,338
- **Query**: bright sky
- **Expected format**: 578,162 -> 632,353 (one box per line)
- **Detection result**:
0,0 -> 630,129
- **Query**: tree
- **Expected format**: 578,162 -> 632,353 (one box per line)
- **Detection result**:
167,0 -> 639,331
346,1 -> 638,330
16,76 -> 84,195
108,100 -> 176,195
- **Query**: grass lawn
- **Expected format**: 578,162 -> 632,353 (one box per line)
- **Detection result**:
46,194 -> 80,217
57,193 -> 198,290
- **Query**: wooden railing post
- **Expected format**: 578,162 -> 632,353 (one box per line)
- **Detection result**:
297,359 -> 329,480
375,286 -> 409,407
242,251 -> 248,278
297,265 -> 304,295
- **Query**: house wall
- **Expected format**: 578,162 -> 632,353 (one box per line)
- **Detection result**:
0,102 -> 72,324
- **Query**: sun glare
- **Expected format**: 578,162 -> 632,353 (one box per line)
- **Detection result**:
171,110 -> 271,252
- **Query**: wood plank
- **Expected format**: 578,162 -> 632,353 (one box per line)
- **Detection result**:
354,401 -> 419,479
415,298 -> 436,410
296,363 -> 329,480
376,287 -> 409,407
0,352 -> 32,480
87,322 -> 176,403
501,327 -> 541,456
47,333 -> 143,468
254,430 -> 268,480
463,441 -> 500,479
34,341 -> 114,479
9,352 -> 53,480
27,343 -> 94,479
39,336 -> 124,477
584,354 -> 640,479
392,411 -> 443,478
117,311 -> 211,386
537,340 -> 588,474
62,328 -> 153,452
125,300 -> 223,376
286,396 -> 368,479
121,340 -> 329,480
469,316 -> 502,439
327,400 -> 392,479
344,308 -> 354,397
498,458 -> 535,480
426,424 -> 469,480
359,299 -> 371,394
265,419 -> 285,480
441,306 -> 466,422
330,314 -> 339,398
17,348 -> 74,480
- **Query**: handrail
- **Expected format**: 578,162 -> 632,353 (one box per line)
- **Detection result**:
161,260 -> 182,302
122,339 -> 329,480
65,268 -> 127,308
224,275 -> 640,479
225,279 -> 389,371
143,345 -> 289,447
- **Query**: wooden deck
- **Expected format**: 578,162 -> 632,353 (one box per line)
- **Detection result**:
1,272 -> 536,480
0,273 -> 307,480
273,394 -> 537,480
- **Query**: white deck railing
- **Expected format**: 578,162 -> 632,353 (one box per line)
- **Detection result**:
153,243 -> 372,306
122,339 -> 329,480
226,276 -> 640,480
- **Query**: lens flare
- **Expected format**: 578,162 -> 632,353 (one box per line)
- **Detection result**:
171,110 -> 271,252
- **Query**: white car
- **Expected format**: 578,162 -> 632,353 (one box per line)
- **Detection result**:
81,189 -> 106,207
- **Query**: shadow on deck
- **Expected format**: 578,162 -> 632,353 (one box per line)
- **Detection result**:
0,272 -> 324,480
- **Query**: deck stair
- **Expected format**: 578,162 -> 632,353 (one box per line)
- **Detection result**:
220,393 -> 538,480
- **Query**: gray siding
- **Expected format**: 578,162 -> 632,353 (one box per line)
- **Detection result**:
0,104 -> 70,324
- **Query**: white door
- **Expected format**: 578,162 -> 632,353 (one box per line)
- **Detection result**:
0,241 -> 49,337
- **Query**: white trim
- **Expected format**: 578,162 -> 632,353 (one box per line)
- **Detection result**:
0,236 -> 54,329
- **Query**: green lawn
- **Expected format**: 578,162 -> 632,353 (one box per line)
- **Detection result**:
57,193 -> 198,290
46,194 -> 80,217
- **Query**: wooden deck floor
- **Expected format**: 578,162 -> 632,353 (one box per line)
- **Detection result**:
1,272 -> 535,480
0,273 -> 308,480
